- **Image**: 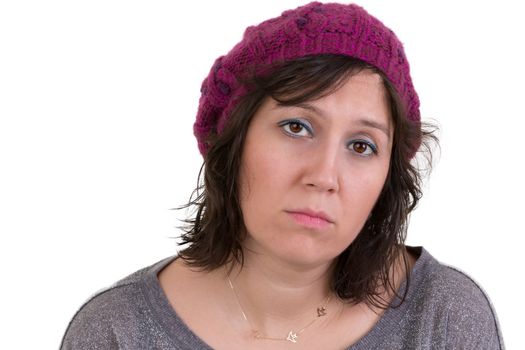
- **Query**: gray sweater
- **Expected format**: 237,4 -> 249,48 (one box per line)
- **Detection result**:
60,247 -> 504,349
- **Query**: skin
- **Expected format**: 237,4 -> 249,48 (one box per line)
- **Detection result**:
159,70 -> 411,349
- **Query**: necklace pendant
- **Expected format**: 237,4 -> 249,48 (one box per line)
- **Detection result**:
317,306 -> 327,317
252,330 -> 262,339
286,331 -> 298,343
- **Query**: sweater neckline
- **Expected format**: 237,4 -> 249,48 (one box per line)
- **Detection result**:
141,246 -> 435,349
347,246 -> 433,348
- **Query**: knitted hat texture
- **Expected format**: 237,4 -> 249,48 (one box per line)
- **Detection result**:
194,2 -> 420,156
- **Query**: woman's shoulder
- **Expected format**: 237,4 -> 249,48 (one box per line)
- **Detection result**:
407,247 -> 504,349
60,256 -> 177,349
415,247 -> 496,310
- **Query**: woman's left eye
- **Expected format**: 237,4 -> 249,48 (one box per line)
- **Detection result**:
348,140 -> 377,156
278,119 -> 312,137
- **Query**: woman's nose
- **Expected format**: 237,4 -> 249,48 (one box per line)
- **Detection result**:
301,142 -> 340,193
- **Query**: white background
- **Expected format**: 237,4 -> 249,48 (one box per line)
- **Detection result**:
1,0 -> 523,348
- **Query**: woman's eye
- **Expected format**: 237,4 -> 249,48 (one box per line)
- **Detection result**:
348,140 -> 377,156
278,119 -> 312,137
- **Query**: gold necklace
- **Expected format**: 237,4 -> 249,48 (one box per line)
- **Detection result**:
227,276 -> 331,343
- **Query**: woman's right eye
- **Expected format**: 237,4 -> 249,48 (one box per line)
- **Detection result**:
278,119 -> 312,137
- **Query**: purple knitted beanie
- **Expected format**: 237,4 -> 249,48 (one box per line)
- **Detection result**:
194,1 -> 420,156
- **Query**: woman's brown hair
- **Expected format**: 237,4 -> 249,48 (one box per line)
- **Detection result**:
178,54 -> 438,308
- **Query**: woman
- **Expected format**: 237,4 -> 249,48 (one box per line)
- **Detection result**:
61,2 -> 504,349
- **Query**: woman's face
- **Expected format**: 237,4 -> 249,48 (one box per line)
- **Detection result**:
239,70 -> 393,267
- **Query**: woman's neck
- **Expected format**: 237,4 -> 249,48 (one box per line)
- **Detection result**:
221,245 -> 417,335
223,249 -> 337,336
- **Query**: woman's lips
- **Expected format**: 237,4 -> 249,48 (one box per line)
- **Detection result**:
287,210 -> 334,229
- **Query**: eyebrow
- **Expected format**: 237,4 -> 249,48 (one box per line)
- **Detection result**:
275,102 -> 391,139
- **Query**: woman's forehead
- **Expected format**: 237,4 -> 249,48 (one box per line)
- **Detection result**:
263,70 -> 390,121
